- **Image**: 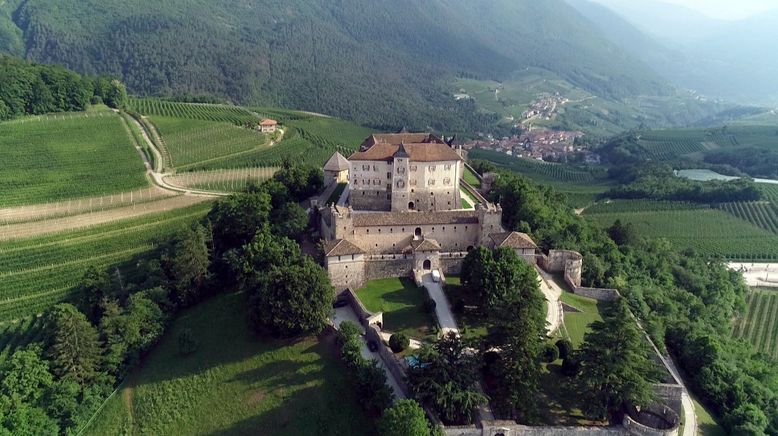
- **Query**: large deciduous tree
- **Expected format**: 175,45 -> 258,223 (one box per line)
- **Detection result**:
378,399 -> 431,436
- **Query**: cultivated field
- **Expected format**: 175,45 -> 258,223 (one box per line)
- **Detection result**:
583,199 -> 709,215
470,149 -> 597,183
164,167 -> 280,193
128,99 -> 258,124
585,208 -> 778,260
0,110 -> 148,207
733,288 -> 778,360
718,202 -> 778,234
85,293 -> 373,436
629,126 -> 778,162
0,202 -> 211,322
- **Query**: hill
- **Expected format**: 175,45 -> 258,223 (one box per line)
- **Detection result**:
0,0 -> 672,130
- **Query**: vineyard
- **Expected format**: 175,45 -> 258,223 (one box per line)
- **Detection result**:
0,111 -> 148,207
584,200 -> 710,215
128,99 -> 257,125
150,117 -> 272,169
761,184 -> 778,204
585,208 -> 778,260
718,202 -> 778,234
0,203 -> 211,322
634,139 -> 707,160
733,289 -> 778,360
164,167 -> 279,192
629,126 -> 778,162
469,148 -> 599,183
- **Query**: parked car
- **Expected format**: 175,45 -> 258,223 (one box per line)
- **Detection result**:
431,270 -> 441,283
332,298 -> 349,308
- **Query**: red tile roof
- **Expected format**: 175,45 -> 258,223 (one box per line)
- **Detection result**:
260,119 -> 278,126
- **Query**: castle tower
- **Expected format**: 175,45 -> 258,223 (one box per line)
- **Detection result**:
391,143 -> 412,212
477,203 -> 504,246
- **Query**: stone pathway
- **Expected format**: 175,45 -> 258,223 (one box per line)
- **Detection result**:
535,267 -> 563,335
421,274 -> 459,335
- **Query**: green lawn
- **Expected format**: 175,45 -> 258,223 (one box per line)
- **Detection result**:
537,362 -> 605,426
0,111 -> 148,207
693,396 -> 727,436
463,166 -> 481,188
357,277 -> 436,340
559,292 -> 604,349
85,292 -> 373,436
444,276 -> 489,339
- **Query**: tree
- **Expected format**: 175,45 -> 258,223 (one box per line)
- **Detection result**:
270,202 -> 309,240
577,299 -> 656,422
378,399 -> 431,436
207,189 -> 271,258
542,343 -> 560,363
273,164 -> 324,201
607,219 -> 637,246
389,333 -> 410,353
163,224 -> 210,306
248,256 -> 335,337
77,266 -> 113,324
0,345 -> 53,405
407,333 -> 486,425
555,339 -> 572,360
45,304 -> 102,384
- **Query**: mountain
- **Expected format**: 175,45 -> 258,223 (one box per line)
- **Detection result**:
570,0 -> 778,105
0,0 -> 672,130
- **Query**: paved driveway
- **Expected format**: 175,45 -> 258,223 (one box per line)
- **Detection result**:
535,267 -> 563,335
422,274 -> 459,335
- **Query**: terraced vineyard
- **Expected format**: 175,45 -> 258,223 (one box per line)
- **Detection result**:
164,167 -> 279,192
0,203 -> 211,322
734,289 -> 778,360
151,117 -> 272,169
761,184 -> 778,204
635,139 -> 707,160
718,202 -> 778,234
586,208 -> 778,260
0,316 -> 45,367
0,110 -> 148,207
128,99 -> 257,124
469,148 -> 598,183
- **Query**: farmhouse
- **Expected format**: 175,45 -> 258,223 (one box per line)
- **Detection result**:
258,118 -> 278,133
319,131 -> 538,289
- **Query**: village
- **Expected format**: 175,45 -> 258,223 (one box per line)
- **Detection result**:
462,129 -> 595,163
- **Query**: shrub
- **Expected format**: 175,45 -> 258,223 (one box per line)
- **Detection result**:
339,321 -> 362,344
542,343 -> 560,363
378,399 -> 431,436
561,357 -> 580,377
389,333 -> 410,353
555,339 -> 572,360
422,297 -> 437,314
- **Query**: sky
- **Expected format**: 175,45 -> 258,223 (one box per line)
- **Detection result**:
655,0 -> 777,20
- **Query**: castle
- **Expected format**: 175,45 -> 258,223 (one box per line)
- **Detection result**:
320,132 -> 538,290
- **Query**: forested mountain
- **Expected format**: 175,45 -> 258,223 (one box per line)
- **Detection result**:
0,0 -> 672,130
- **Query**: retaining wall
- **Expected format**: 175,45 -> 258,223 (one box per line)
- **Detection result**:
444,422 -> 626,436
623,403 -> 679,436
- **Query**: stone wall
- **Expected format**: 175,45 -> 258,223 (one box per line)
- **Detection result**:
574,287 -> 621,302
352,222 -> 480,254
440,254 -> 467,275
538,250 -> 583,287
623,404 -> 679,436
364,324 -> 409,396
350,189 -> 391,211
327,254 -> 366,291
342,288 -> 383,328
365,256 -> 414,281
444,422 -> 626,436
653,384 -> 684,416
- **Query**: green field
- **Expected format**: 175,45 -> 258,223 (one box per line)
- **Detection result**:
151,116 -> 271,169
0,203 -> 212,322
357,278 -> 436,340
129,99 -> 258,124
718,202 -> 778,234
584,200 -> 710,215
762,184 -> 778,204
586,208 -> 778,260
626,126 -> 778,162
463,166 -> 481,188
85,292 -> 373,436
0,110 -> 148,207
559,292 -> 604,349
733,288 -> 778,360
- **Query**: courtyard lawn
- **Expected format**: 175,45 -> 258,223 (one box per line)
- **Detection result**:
357,277 -> 436,340
84,292 -> 373,436
464,166 -> 482,188
444,276 -> 490,339
559,292 -> 604,349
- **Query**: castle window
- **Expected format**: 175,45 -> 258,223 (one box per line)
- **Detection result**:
429,165 -> 436,171
338,256 -> 341,261
410,180 -> 417,187
362,165 -> 369,171
410,165 -> 418,172
373,179 -> 380,185
366,229 -> 370,234
372,165 -> 377,171
443,178 -> 451,185
428,179 -> 436,186
396,180 -> 405,189
445,164 -> 452,170
387,172 -> 391,179
397,166 -> 406,174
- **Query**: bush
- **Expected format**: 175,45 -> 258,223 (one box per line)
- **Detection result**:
339,321 -> 362,343
422,297 -> 437,314
389,333 -> 410,353
378,399 -> 431,436
561,357 -> 580,377
542,343 -> 560,363
555,339 -> 572,360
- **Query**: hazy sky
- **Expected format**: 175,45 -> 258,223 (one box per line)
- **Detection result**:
658,0 -> 777,20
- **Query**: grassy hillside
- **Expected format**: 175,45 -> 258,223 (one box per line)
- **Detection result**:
85,292 -> 372,435
0,109 -> 148,207
1,0 -> 671,130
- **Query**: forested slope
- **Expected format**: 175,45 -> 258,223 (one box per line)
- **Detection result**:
0,0 -> 671,130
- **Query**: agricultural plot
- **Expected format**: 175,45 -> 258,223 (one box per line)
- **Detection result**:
0,203 -> 211,322
469,148 -> 598,183
733,289 -> 778,360
584,200 -> 710,215
635,139 -> 706,160
761,184 -> 778,204
164,167 -> 279,193
718,202 -> 778,234
128,99 -> 257,125
586,208 -> 778,260
0,112 -> 148,207
85,292 -> 373,436
150,116 -> 271,169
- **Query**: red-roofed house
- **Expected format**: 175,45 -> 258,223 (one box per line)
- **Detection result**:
259,119 -> 278,133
